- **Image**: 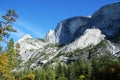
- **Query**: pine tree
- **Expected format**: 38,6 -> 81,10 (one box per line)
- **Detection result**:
57,72 -> 67,80
0,9 -> 18,42
7,38 -> 18,70
68,62 -> 76,80
15,42 -> 20,54
45,65 -> 55,80
35,68 -> 47,80
46,70 -> 55,80
55,63 -> 63,79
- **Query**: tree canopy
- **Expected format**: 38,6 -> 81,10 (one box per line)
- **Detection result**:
0,9 -> 18,42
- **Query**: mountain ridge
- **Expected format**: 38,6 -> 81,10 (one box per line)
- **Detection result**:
15,2 -> 120,70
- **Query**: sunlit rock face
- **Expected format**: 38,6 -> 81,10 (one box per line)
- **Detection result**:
65,28 -> 105,52
17,34 -> 32,43
45,30 -> 55,43
17,34 -> 44,54
55,16 -> 91,45
92,2 -> 120,38
16,34 -> 46,62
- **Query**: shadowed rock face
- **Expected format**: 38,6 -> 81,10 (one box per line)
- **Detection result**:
92,2 -> 120,38
55,16 -> 91,45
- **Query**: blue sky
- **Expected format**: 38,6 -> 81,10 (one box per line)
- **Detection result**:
0,0 -> 119,41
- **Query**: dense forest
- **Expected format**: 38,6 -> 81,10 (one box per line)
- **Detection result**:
0,10 -> 120,80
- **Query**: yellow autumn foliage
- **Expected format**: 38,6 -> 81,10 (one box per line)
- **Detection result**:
0,53 -> 9,74
0,53 -> 15,80
79,75 -> 85,80
19,72 -> 35,80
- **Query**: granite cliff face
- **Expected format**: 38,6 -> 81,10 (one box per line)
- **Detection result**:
45,30 -> 55,43
92,2 -> 120,38
45,2 -> 120,45
45,16 -> 91,45
64,29 -> 105,52
15,2 -> 120,70
16,34 -> 48,62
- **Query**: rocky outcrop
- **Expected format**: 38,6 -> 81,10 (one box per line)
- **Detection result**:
55,16 -> 91,45
45,30 -> 55,43
92,2 -> 120,38
65,28 -> 105,52
16,34 -> 47,62
17,34 -> 32,43
108,41 -> 120,56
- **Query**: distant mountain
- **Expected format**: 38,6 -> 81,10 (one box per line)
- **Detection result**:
14,2 -> 120,71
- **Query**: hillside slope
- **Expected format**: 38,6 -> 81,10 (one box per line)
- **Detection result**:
15,2 -> 120,70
